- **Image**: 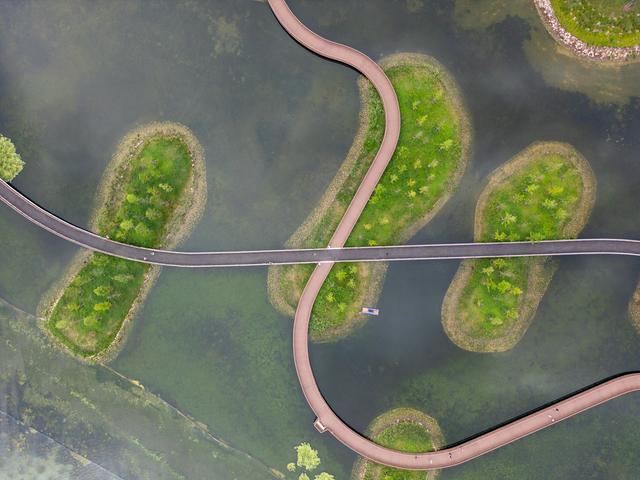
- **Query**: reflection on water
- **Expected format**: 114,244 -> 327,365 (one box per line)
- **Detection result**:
454,0 -> 640,104
0,410 -> 120,480
0,0 -> 639,478
0,299 -> 277,479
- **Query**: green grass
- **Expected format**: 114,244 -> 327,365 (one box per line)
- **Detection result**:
47,137 -> 193,357
364,423 -> 434,480
458,154 -> 585,339
278,59 -> 467,339
550,0 -> 640,47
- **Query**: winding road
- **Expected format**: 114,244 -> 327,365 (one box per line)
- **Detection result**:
1,0 -> 639,471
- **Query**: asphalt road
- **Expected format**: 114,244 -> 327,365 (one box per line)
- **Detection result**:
2,180 -> 640,267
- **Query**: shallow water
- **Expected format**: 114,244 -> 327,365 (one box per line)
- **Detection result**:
0,0 -> 639,478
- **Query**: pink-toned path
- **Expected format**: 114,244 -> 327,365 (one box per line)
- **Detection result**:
268,0 -> 640,471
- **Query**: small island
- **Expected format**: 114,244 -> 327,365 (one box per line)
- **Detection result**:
351,408 -> 444,480
442,142 -> 596,352
535,0 -> 640,62
268,53 -> 472,342
40,122 -> 206,362
0,134 -> 24,181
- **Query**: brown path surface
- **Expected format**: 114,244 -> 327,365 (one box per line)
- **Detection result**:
268,0 -> 640,471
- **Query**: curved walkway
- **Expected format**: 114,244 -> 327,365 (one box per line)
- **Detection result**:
267,0 -> 640,472
0,0 -> 640,471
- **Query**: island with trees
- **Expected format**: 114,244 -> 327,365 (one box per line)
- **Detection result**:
268,53 -> 472,342
40,122 -> 206,362
351,408 -> 444,480
535,0 -> 640,62
0,134 -> 24,181
442,142 -> 596,352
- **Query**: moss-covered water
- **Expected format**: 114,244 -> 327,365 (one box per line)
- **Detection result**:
1,0 -> 640,478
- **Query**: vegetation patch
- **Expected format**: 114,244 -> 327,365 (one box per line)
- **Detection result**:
535,0 -> 640,62
351,408 -> 444,480
268,53 -> 472,342
0,133 -> 24,181
40,122 -> 206,362
442,142 -> 596,352
628,280 -> 640,332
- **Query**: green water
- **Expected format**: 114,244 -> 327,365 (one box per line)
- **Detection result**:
0,0 -> 639,479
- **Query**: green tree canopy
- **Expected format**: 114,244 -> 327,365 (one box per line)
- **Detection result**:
314,473 -> 334,480
0,134 -> 24,181
295,443 -> 320,471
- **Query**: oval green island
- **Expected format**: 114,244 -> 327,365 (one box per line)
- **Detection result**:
41,122 -> 206,362
351,408 -> 444,480
268,53 -> 472,342
442,142 -> 596,352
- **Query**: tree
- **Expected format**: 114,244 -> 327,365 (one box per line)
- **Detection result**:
0,134 -> 24,181
119,219 -> 134,231
481,266 -> 494,276
335,270 -> 347,282
145,208 -> 161,221
93,301 -> 112,312
93,285 -> 110,297
83,315 -> 99,328
494,231 -> 507,241
439,139 -> 454,151
295,443 -> 320,471
500,212 -> 517,225
497,280 -> 512,293
314,473 -> 335,480
298,475 -> 310,480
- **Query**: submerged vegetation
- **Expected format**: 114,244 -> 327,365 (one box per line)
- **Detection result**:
0,134 -> 24,181
442,142 -> 596,352
269,53 -> 471,341
549,0 -> 640,48
352,408 -> 443,480
43,123 -> 205,360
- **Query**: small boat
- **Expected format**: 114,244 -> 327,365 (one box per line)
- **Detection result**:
361,307 -> 380,316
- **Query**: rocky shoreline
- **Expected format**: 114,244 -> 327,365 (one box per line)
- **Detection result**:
534,0 -> 640,63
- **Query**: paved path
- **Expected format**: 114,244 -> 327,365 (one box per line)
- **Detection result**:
1,0 -> 640,471
266,0 -> 640,472
5,179 -> 640,266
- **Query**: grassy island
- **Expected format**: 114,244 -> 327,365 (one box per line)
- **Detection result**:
268,53 -> 471,342
442,142 -> 596,352
352,408 -> 444,480
535,0 -> 640,63
41,123 -> 206,362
